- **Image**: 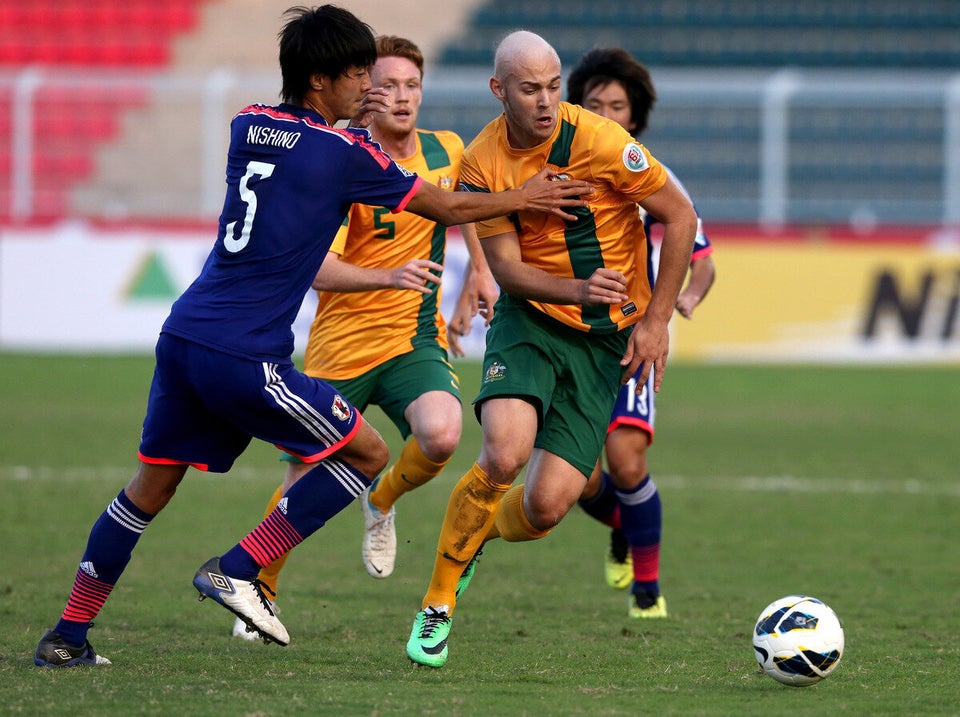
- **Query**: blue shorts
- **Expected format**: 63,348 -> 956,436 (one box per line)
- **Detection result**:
138,333 -> 360,472
608,365 -> 656,441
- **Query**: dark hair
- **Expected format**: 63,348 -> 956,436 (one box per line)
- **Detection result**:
278,5 -> 377,104
376,35 -> 424,77
566,47 -> 657,137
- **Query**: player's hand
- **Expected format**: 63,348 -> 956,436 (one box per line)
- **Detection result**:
675,291 -> 701,319
518,168 -> 592,222
349,87 -> 390,129
447,321 -> 466,358
470,266 -> 498,326
390,259 -> 443,293
620,315 -> 670,393
578,268 -> 628,305
447,267 -> 498,358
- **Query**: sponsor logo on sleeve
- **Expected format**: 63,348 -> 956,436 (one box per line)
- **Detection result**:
623,143 -> 649,172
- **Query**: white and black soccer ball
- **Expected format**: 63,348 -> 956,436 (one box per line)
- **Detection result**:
752,595 -> 844,686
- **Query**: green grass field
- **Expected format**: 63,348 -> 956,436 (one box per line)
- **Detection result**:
1,353 -> 958,716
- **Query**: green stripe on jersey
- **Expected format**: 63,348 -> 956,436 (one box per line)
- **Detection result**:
419,131 -> 451,171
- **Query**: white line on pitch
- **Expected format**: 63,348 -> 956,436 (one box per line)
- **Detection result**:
3,466 -> 959,498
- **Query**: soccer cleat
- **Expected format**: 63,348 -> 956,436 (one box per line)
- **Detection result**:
34,629 -> 111,667
604,528 -> 632,590
193,556 -> 289,646
406,607 -> 452,668
232,598 -> 279,642
628,591 -> 668,619
361,483 -> 397,578
455,549 -> 482,599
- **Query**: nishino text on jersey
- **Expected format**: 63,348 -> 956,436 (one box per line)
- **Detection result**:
247,125 -> 302,149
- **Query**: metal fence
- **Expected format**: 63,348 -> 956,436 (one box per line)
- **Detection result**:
2,66 -> 959,226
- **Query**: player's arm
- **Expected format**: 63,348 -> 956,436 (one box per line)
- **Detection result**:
461,222 -> 497,318
457,223 -> 498,323
312,250 -> 443,294
447,223 -> 498,358
620,177 -> 698,391
404,168 -> 592,225
676,244 -> 716,319
480,231 -> 628,305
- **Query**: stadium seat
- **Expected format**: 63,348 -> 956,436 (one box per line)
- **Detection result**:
0,0 -> 206,220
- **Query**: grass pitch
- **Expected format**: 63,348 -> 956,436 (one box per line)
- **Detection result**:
1,353 -> 958,716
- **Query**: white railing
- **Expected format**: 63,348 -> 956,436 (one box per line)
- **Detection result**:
2,66 -> 959,226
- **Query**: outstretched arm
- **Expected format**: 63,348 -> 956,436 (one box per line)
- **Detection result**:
405,168 -> 592,226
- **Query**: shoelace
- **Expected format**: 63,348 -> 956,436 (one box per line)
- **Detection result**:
368,510 -> 394,549
251,578 -> 277,616
419,608 -> 450,637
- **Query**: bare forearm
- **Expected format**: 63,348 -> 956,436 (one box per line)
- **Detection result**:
422,189 -> 523,226
313,260 -> 393,292
488,257 -> 582,303
683,255 -> 715,303
648,220 -> 697,322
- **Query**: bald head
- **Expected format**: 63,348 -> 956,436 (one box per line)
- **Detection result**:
493,31 -> 561,81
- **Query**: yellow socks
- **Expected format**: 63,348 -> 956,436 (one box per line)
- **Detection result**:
422,462 -> 508,613
369,438 -> 449,514
256,484 -> 288,598
487,484 -> 552,543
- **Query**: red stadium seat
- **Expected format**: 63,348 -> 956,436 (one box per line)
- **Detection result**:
0,0 -> 206,219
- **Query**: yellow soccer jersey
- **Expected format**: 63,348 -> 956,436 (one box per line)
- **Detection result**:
460,101 -> 667,333
303,129 -> 463,379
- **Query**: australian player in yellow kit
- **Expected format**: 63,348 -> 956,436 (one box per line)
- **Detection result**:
232,35 -> 498,640
406,30 -> 698,667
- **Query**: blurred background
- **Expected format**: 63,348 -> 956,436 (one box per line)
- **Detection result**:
1,0 -> 959,362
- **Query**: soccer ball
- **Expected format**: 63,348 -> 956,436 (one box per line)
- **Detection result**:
752,595 -> 844,686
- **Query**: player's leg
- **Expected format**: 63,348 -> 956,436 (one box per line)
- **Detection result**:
203,415 -> 387,645
234,362 -> 380,640
191,355 -> 386,645
605,420 -> 667,618
36,334 -> 218,667
371,389 -> 461,511
361,350 -> 462,577
35,461 -> 187,667
578,458 -> 633,589
407,301 -> 617,668
423,396 -> 536,612
231,459 -> 310,640
406,396 -> 534,667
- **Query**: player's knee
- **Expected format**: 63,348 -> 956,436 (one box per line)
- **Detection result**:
479,451 -> 527,485
416,425 -> 460,463
524,492 -> 570,531
608,455 -> 649,490
350,435 -> 390,480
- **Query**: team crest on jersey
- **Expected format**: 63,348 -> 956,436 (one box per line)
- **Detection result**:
437,175 -> 454,191
331,395 -> 352,421
484,361 -> 507,383
622,143 -> 649,172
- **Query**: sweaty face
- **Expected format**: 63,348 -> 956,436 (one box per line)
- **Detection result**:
370,56 -> 422,140
582,80 -> 636,135
497,54 -> 563,149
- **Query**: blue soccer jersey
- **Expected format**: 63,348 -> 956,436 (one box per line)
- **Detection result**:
162,103 -> 422,361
